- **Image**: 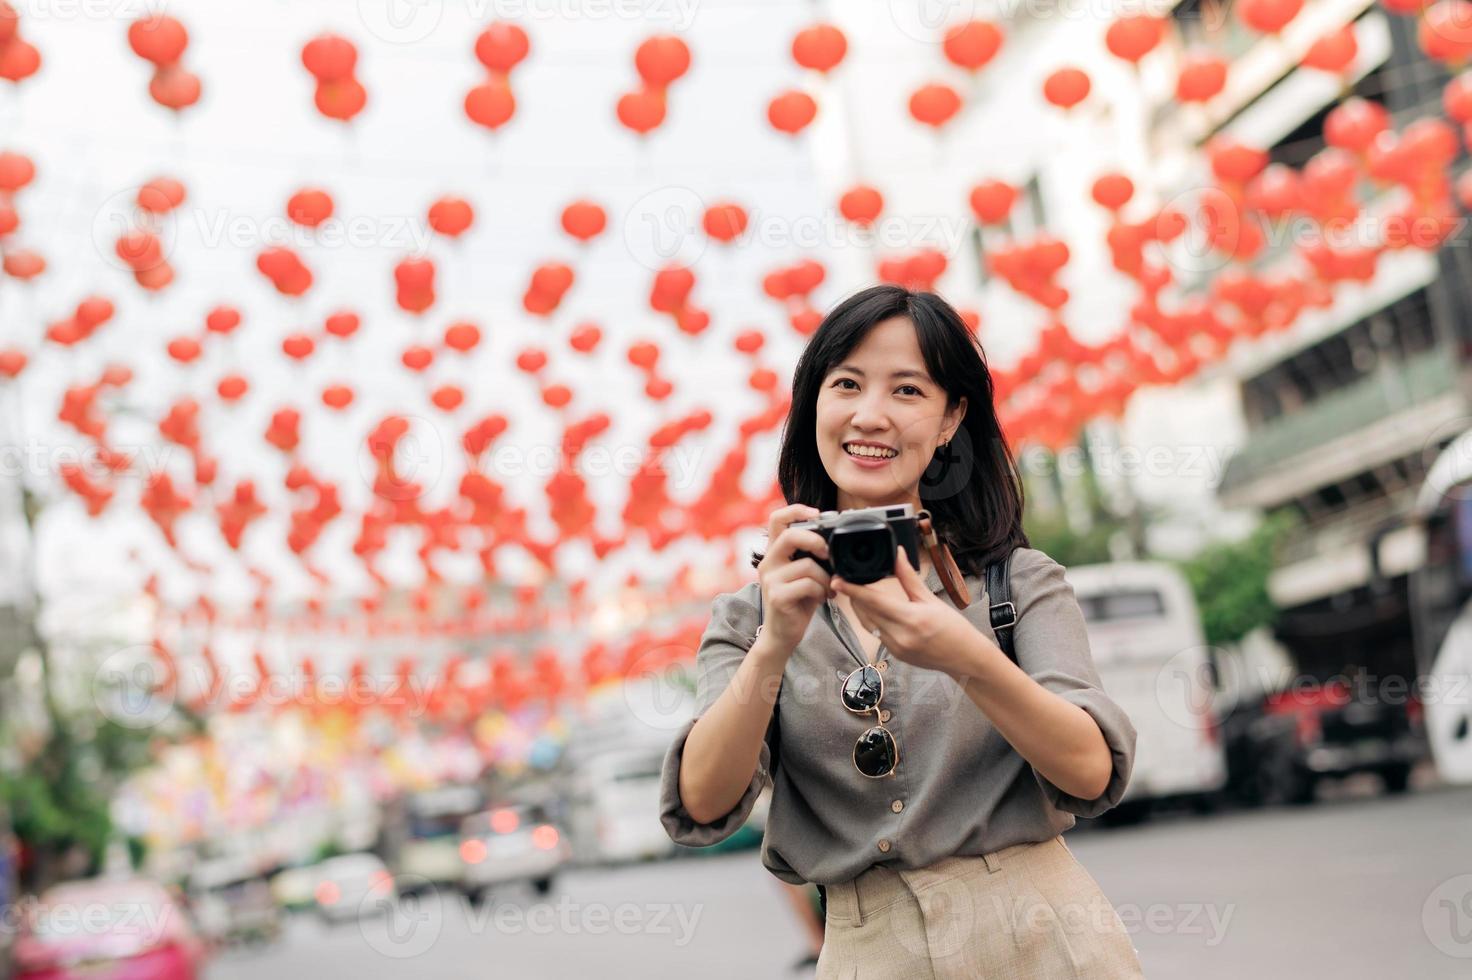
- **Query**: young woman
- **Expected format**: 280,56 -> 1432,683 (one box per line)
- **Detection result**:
659,284 -> 1144,977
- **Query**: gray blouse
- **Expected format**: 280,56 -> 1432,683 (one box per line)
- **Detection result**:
657,546 -> 1137,886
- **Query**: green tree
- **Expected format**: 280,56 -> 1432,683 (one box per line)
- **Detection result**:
1175,512 -> 1290,647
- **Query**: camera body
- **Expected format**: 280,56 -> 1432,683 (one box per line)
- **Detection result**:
790,503 -> 923,585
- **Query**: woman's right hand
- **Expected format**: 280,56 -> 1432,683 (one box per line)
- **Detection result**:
756,504 -> 834,656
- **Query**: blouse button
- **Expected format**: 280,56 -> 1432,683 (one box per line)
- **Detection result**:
879,709 -> 892,723
877,838 -> 891,853
891,799 -> 904,813
876,660 -> 888,672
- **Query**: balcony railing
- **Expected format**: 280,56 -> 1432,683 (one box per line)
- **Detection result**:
1218,347 -> 1465,505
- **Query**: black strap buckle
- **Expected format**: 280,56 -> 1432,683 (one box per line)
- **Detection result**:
989,600 -> 1017,631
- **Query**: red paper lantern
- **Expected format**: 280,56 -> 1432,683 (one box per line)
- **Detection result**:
287,188 -> 334,228
909,83 -> 962,129
1207,137 -> 1269,183
570,323 -> 602,353
1105,16 -> 1165,65
475,23 -> 530,73
1091,173 -> 1134,211
206,306 -> 241,334
792,24 -> 846,73
626,341 -> 660,370
444,321 -> 481,352
324,311 -> 359,338
431,384 -> 464,412
429,196 -> 474,237
0,348 -> 27,378
2,248 -> 43,280
1324,98 -> 1389,153
616,88 -> 666,135
0,151 -> 33,191
0,38 -> 40,84
1302,25 -> 1358,73
302,34 -> 357,83
561,200 -> 607,242
465,77 -> 516,131
1042,67 -> 1090,110
281,334 -> 315,361
1445,72 -> 1472,121
217,374 -> 247,401
767,90 -> 817,135
969,180 -> 1018,224
943,20 -> 1004,72
166,336 -> 201,363
1176,50 -> 1228,103
128,15 -> 188,66
1420,1 -> 1472,63
315,77 -> 366,122
137,177 -> 186,214
635,35 -> 690,87
321,384 -> 354,410
149,66 -> 202,111
702,202 -> 748,242
402,346 -> 434,371
839,185 -> 883,225
1236,0 -> 1304,34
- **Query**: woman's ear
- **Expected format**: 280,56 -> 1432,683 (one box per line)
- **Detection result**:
943,395 -> 968,443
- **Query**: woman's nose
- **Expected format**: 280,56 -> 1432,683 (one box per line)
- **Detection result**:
848,394 -> 890,430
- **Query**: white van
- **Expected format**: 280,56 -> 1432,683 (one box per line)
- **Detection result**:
576,748 -> 677,864
1064,561 -> 1228,816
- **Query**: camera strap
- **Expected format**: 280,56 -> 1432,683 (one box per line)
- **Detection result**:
917,513 -> 972,610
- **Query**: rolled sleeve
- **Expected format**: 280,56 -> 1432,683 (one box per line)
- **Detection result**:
658,585 -> 773,847
1009,549 -> 1138,819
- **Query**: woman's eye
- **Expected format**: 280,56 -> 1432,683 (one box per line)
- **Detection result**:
832,378 -> 859,390
897,384 -> 922,396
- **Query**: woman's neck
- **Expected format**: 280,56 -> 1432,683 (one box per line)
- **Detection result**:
835,489 -> 922,513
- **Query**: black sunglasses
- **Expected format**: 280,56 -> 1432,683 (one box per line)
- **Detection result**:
841,664 -> 898,778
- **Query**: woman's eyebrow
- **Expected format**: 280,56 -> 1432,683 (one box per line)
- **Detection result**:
833,363 -> 934,383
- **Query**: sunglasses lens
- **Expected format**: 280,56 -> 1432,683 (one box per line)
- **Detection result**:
854,726 -> 897,778
842,665 -> 883,712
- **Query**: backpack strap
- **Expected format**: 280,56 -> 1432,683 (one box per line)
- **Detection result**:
986,550 -> 1018,663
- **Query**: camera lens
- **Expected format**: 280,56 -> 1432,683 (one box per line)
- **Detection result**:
830,523 -> 894,584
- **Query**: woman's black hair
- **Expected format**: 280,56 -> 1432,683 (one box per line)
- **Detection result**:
759,283 -> 1028,576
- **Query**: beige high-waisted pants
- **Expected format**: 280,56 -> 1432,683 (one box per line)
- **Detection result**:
816,836 -> 1145,979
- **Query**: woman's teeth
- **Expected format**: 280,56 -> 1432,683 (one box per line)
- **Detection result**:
845,444 -> 897,459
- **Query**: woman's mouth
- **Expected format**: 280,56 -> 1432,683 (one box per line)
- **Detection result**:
843,442 -> 898,468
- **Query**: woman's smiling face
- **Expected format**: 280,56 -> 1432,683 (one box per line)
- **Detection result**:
815,315 -> 967,512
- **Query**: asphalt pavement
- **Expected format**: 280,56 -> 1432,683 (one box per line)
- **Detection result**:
209,782 -> 1472,979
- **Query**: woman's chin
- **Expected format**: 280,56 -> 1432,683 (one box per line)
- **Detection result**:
834,466 -> 912,506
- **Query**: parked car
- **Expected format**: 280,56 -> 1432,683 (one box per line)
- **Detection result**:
185,856 -> 282,947
1066,561 -> 1229,821
390,785 -> 484,894
458,801 -> 571,906
267,864 -> 319,914
11,877 -> 206,980
578,748 -> 676,864
311,853 -> 395,925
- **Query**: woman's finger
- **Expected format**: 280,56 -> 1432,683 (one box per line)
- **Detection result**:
771,527 -> 830,564
765,504 -> 821,547
893,546 -> 931,602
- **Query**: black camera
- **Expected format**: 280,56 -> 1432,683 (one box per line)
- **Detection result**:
790,504 -> 923,584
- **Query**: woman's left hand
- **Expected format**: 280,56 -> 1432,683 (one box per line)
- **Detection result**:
831,548 -> 993,679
